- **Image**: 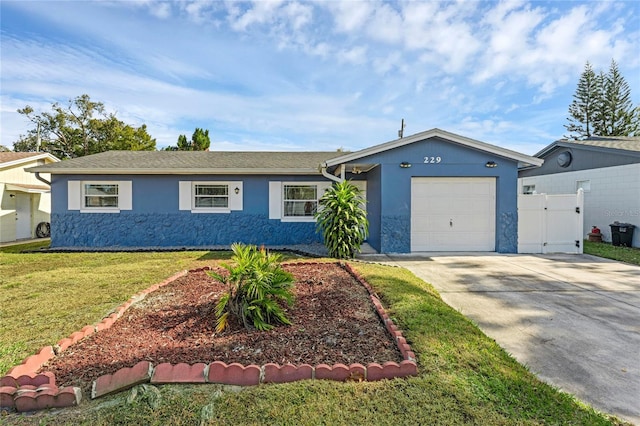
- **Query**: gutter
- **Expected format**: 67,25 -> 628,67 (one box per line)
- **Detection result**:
34,172 -> 51,186
320,163 -> 344,183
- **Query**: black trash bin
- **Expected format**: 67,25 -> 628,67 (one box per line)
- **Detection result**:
609,222 -> 636,247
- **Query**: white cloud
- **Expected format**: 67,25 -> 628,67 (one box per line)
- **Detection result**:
337,46 -> 368,65
327,1 -> 373,33
228,0 -> 285,31
365,3 -> 403,44
1,0 -> 638,154
474,1 -> 638,95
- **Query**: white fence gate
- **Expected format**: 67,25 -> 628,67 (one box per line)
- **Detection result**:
518,190 -> 584,254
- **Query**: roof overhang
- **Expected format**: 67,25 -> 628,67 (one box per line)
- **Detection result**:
535,140 -> 640,158
0,153 -> 60,170
26,167 -> 325,175
4,183 -> 50,193
323,128 -> 544,169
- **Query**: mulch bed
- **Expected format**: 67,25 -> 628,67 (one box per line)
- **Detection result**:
41,262 -> 402,393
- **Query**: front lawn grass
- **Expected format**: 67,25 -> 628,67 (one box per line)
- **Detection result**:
584,240 -> 640,266
0,248 -> 627,425
0,245 -> 223,374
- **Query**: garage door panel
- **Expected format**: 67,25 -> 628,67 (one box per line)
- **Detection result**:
411,177 -> 496,252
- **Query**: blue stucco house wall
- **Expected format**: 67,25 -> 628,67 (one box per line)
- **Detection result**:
31,129 -> 542,253
50,174 -> 327,248
344,137 -> 520,253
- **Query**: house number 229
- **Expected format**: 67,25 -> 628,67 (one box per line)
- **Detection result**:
424,156 -> 442,164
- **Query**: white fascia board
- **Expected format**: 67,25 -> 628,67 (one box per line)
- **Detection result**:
1,153 -> 60,170
324,128 -> 544,168
25,167 -> 325,175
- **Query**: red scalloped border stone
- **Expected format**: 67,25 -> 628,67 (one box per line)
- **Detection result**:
4,263 -> 418,408
91,361 -> 153,399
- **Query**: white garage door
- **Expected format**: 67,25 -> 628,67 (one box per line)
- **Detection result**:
411,177 -> 496,251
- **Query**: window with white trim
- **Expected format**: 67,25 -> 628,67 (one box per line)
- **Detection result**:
67,180 -> 132,213
194,183 -> 229,209
179,181 -> 243,213
84,183 -> 119,208
268,181 -> 332,222
522,184 -> 536,195
283,184 -> 317,217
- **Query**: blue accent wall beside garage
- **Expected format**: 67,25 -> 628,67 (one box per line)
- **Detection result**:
352,137 -> 519,253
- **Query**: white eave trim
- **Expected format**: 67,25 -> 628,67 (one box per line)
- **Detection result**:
1,153 -> 60,169
4,183 -> 50,193
26,167 -> 325,175
324,128 -> 544,168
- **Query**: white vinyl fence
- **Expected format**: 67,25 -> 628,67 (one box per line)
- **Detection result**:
518,189 -> 584,254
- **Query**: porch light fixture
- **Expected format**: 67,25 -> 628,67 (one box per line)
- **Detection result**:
485,161 -> 498,168
400,161 -> 412,168
234,187 -> 240,194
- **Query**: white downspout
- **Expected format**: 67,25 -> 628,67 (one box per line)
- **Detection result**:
320,163 -> 344,183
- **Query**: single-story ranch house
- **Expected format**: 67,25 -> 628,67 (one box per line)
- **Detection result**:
28,129 -> 543,253
519,136 -> 640,248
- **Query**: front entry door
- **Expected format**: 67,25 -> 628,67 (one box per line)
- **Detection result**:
15,193 -> 32,239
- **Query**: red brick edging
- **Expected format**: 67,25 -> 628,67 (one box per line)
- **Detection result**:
1,263 -> 418,410
0,271 -> 187,412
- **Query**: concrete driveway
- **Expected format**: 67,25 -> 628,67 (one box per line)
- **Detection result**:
373,253 -> 640,424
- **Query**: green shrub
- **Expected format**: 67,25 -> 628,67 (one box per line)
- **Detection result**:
315,180 -> 369,259
208,243 -> 294,332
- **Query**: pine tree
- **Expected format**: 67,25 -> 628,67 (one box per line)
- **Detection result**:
602,60 -> 639,136
191,128 -> 211,151
565,62 -> 600,139
565,60 -> 639,139
167,128 -> 211,151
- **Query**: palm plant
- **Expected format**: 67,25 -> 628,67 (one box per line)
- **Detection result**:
315,180 -> 369,259
209,243 -> 294,332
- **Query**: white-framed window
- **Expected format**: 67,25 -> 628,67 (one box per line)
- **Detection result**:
68,181 -> 132,213
84,183 -> 119,208
576,180 -> 591,192
522,184 -> 536,195
194,183 -> 229,209
179,181 -> 243,213
269,181 -> 333,222
283,184 -> 317,217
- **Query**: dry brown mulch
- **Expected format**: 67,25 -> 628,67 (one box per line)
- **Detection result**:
41,262 -> 402,393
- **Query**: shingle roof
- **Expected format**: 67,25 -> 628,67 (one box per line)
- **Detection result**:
563,136 -> 640,152
27,150 -> 346,175
325,128 -> 544,169
535,136 -> 640,157
0,152 -> 44,164
0,152 -> 59,167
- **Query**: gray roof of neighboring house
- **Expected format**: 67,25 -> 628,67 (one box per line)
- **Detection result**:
536,136 -> 640,157
26,150 -> 345,175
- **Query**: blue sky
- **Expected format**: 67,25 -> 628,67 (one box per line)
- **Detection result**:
1,1 -> 639,155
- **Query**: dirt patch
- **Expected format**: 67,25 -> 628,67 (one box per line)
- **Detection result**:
41,262 -> 402,393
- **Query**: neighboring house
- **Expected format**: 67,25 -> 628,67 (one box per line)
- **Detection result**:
519,136 -> 640,247
0,152 -> 60,243
28,129 -> 542,253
